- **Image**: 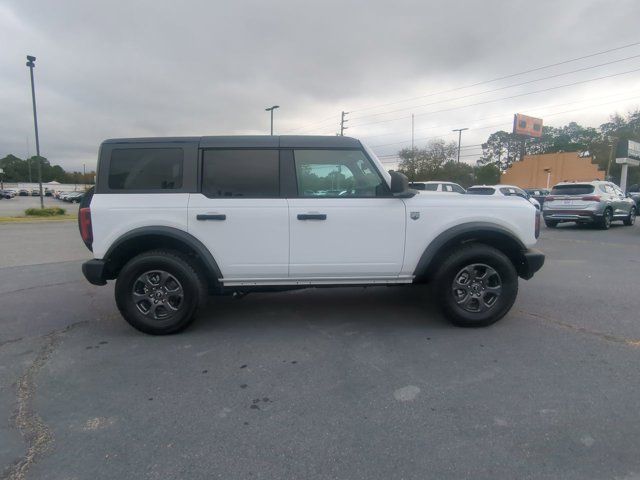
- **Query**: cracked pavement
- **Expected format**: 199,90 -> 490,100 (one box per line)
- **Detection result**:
1,221 -> 639,479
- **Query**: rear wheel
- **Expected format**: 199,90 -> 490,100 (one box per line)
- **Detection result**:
115,250 -> 207,335
598,208 -> 613,230
434,244 -> 518,328
544,219 -> 558,228
623,207 -> 636,226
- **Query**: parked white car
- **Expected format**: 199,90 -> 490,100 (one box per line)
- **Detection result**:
409,181 -> 466,194
467,184 -> 541,210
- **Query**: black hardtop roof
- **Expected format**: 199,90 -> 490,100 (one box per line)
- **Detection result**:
102,135 -> 362,149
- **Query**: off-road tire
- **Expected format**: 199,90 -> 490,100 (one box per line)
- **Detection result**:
434,244 -> 519,328
115,249 -> 207,335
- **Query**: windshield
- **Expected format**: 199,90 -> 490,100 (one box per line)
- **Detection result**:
551,184 -> 594,195
360,141 -> 391,187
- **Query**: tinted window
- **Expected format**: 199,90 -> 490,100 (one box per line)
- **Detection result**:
109,148 -> 183,190
467,187 -> 495,195
551,184 -> 594,195
202,150 -> 279,197
294,150 -> 386,197
423,184 -> 438,191
409,183 -> 426,190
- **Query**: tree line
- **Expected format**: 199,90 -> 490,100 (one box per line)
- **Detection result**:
398,109 -> 640,188
0,154 -> 95,184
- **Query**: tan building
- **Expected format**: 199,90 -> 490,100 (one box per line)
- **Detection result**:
501,151 -> 604,189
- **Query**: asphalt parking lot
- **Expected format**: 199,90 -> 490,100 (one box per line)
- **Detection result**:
1,220 -> 639,480
0,196 -> 80,217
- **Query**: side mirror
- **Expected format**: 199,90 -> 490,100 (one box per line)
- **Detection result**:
389,171 -> 415,197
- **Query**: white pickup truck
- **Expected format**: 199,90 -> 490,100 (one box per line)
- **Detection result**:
79,136 -> 544,334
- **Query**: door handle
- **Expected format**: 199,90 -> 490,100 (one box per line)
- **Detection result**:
297,213 -> 327,220
196,214 -> 226,221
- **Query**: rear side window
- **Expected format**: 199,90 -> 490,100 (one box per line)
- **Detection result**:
467,187 -> 495,195
423,184 -> 438,191
109,148 -> 183,190
551,184 -> 594,195
202,150 -> 279,197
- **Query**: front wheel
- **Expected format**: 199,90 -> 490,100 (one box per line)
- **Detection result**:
623,207 -> 636,226
434,244 -> 518,328
115,250 -> 207,334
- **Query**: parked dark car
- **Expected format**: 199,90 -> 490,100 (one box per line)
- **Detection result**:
0,190 -> 13,199
19,189 -> 30,196
629,184 -> 640,211
525,188 -> 550,208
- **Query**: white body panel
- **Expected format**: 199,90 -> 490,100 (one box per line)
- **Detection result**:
187,194 -> 289,278
400,194 -> 538,276
287,198 -> 406,277
91,193 -> 190,259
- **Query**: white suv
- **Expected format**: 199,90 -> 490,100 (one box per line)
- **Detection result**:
79,136 -> 544,334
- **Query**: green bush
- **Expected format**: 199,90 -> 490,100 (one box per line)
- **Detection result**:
24,207 -> 66,217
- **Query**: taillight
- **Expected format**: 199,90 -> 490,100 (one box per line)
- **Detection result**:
581,195 -> 601,202
79,207 -> 93,245
545,196 -> 555,202
535,210 -> 540,239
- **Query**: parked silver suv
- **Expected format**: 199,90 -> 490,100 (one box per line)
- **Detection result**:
543,181 -> 636,229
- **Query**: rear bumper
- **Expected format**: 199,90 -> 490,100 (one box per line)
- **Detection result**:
543,210 -> 600,223
82,259 -> 108,286
519,248 -> 545,280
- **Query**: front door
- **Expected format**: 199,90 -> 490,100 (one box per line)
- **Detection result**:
287,148 -> 406,278
188,149 -> 288,280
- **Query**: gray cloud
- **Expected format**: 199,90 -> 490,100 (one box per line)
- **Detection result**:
1,0 -> 639,170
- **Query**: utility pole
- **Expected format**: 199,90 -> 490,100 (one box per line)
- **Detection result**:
452,128 -> 468,163
265,105 -> 279,135
26,55 -> 44,208
83,163 -> 86,189
411,114 -> 415,151
606,137 -> 617,180
26,136 -> 32,183
340,111 -> 349,136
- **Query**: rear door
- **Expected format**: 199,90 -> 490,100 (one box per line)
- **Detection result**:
287,148 -> 406,278
188,149 -> 289,280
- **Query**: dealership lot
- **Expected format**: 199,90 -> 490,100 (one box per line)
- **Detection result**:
1,221 -> 639,479
0,195 -> 80,218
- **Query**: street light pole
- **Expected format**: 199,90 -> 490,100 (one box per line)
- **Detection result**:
265,105 -> 280,136
26,55 -> 44,208
452,128 -> 468,163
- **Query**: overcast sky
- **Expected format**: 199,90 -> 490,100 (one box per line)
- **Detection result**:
1,0 -> 640,171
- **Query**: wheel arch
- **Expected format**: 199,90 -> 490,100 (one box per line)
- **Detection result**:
102,226 -> 222,292
413,222 -> 529,281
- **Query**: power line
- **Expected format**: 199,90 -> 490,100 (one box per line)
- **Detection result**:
359,88 -> 640,141
349,53 -> 640,122
349,40 -> 640,114
368,94 -> 640,150
350,67 -> 640,129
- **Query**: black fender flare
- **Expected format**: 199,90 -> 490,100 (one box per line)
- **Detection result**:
103,226 -> 223,284
413,222 -> 527,280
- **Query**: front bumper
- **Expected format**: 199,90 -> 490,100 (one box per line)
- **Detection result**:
519,248 -> 545,280
82,259 -> 108,286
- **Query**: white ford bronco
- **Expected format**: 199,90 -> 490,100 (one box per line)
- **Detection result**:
79,136 -> 544,334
